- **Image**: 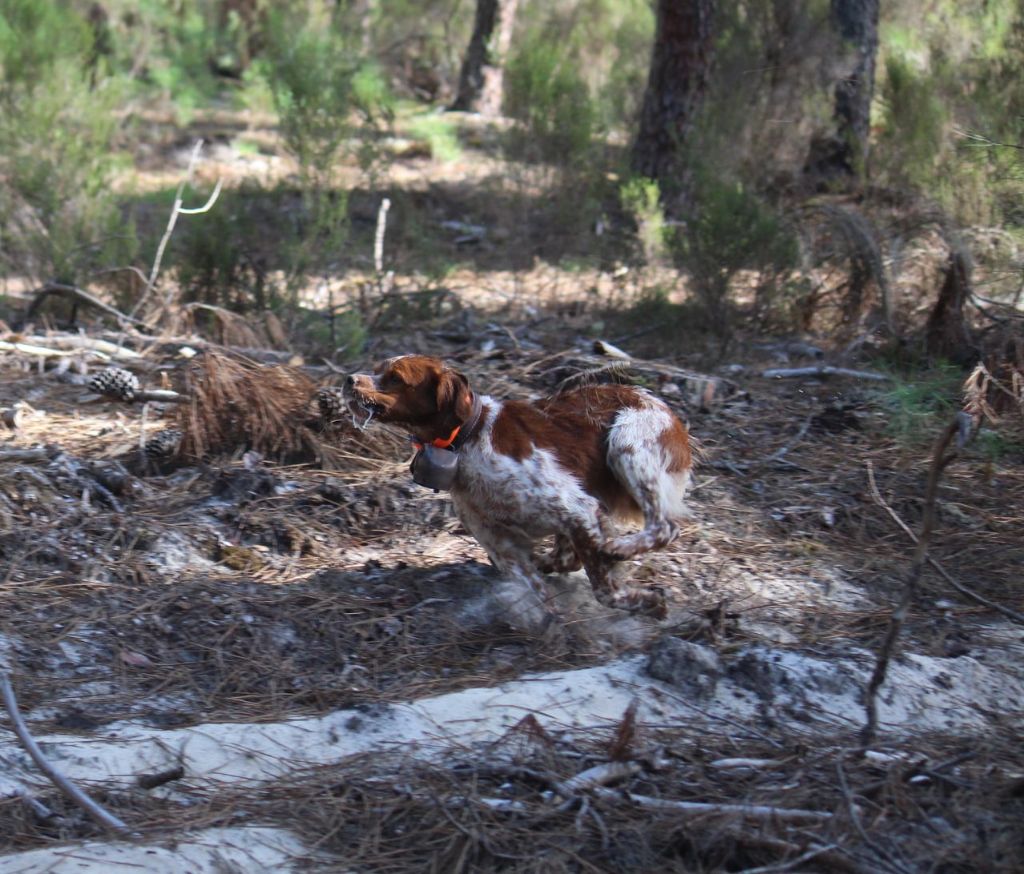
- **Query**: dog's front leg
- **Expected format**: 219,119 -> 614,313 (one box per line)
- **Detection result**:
455,506 -> 557,633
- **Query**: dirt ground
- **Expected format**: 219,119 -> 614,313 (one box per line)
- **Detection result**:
1,115 -> 1023,873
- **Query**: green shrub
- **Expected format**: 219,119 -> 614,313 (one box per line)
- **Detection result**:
878,362 -> 962,448
255,5 -> 393,303
876,54 -> 948,190
407,114 -> 462,163
504,36 -> 596,166
670,176 -> 798,340
0,0 -> 132,285
619,177 -> 666,265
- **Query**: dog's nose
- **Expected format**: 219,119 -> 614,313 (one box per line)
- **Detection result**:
345,375 -> 356,388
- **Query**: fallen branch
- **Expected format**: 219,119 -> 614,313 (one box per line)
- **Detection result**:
0,671 -> 134,836
861,416 -> 969,747
0,447 -> 53,462
866,461 -> 1024,625
762,366 -> 890,381
556,761 -> 642,797
591,787 -> 832,823
16,334 -> 140,360
24,283 -> 147,328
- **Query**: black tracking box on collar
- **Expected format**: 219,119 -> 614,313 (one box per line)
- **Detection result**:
410,444 -> 460,491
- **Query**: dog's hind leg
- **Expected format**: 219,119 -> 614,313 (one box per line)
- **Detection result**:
602,413 -> 691,560
537,533 -> 583,574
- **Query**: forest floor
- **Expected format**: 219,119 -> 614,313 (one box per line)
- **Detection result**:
1,110 -> 1023,873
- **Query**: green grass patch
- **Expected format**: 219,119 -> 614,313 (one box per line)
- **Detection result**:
406,114 -> 462,163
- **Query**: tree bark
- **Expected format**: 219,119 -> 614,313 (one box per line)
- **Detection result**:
631,0 -> 715,213
449,0 -> 520,116
925,249 -> 976,365
804,0 -> 880,186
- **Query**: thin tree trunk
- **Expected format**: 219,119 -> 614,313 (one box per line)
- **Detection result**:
926,249 -> 976,365
449,0 -> 520,116
631,0 -> 715,214
804,0 -> 880,186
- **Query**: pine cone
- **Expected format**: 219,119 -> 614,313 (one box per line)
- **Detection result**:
144,429 -> 182,461
316,386 -> 348,424
89,367 -> 140,401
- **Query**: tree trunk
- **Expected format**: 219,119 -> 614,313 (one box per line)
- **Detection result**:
449,0 -> 520,116
631,0 -> 715,213
804,0 -> 880,187
926,249 -> 976,365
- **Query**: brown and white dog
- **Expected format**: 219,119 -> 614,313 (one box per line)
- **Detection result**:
344,355 -> 693,626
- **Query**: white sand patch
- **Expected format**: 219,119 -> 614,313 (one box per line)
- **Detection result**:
1,643 -> 1022,871
0,827 -> 311,873
3,647 -> 1021,802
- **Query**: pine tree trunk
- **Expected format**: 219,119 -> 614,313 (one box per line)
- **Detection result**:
449,0 -> 520,116
631,0 -> 714,213
926,250 -> 976,365
804,0 -> 880,186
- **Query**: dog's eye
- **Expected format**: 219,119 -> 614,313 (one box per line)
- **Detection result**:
382,371 -> 405,388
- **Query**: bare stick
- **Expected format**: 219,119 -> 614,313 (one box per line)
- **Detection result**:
861,418 -> 963,747
590,787 -> 832,823
762,365 -> 890,381
867,462 -> 1024,624
132,140 -> 222,317
0,672 -> 134,836
374,196 -> 391,274
25,283 -> 146,328
556,761 -> 641,796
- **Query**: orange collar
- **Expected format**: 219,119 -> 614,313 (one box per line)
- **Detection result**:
412,424 -> 462,451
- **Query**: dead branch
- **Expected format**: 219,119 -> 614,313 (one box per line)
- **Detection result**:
134,139 -> 222,317
15,334 -> 141,361
866,461 -> 1024,625
590,786 -> 833,823
24,283 -> 146,328
0,671 -> 134,836
762,365 -> 889,381
374,196 -> 391,275
556,761 -> 642,797
861,416 -> 968,747
0,448 -> 52,463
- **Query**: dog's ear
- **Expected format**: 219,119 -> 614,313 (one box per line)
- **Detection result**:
437,368 -> 474,421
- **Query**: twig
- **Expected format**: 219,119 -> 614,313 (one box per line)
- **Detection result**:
16,334 -> 141,360
0,671 -> 134,836
24,283 -> 146,328
556,761 -> 642,796
374,197 -> 391,275
866,462 -> 1024,625
954,127 -> 1024,151
836,760 -> 913,874
734,843 -> 843,874
133,139 -> 222,317
861,417 -> 965,747
0,448 -> 53,462
762,365 -> 890,381
590,786 -> 832,822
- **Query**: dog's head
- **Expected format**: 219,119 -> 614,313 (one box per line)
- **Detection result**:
344,355 -> 474,440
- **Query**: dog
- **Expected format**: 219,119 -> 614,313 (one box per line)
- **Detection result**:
343,355 -> 693,626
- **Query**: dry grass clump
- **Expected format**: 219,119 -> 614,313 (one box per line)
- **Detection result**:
174,349 -> 321,461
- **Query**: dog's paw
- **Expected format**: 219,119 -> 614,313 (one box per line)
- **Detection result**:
608,586 -> 668,620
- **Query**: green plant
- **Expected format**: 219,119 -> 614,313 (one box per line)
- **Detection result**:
407,114 -> 462,163
879,363 -> 963,448
0,0 -> 133,285
620,177 -> 665,265
876,54 -> 948,190
504,36 -> 596,166
670,176 -> 798,342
